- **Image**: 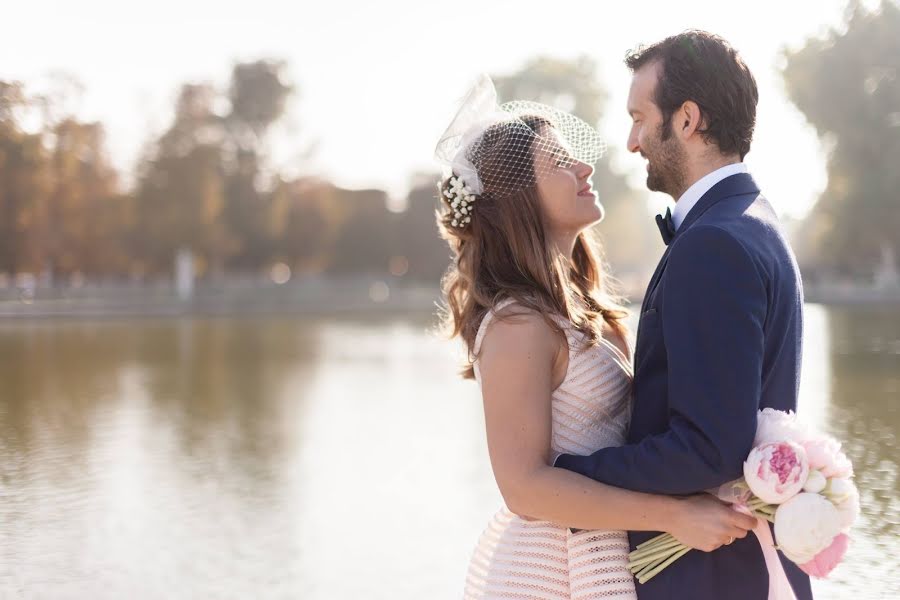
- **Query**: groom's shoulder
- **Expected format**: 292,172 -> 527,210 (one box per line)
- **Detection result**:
699,191 -> 785,245
688,192 -> 799,281
677,194 -> 789,260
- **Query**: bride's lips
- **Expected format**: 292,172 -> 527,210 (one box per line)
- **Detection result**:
577,183 -> 594,196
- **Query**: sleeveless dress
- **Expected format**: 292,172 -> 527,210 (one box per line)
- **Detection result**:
464,300 -> 638,600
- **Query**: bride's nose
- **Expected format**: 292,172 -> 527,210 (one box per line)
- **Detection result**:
575,160 -> 594,178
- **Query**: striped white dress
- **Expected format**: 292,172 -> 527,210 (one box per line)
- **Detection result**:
464,300 -> 637,599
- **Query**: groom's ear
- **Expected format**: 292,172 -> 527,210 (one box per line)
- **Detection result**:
677,101 -> 705,141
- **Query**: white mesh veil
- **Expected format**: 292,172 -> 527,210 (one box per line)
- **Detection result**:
434,74 -> 607,202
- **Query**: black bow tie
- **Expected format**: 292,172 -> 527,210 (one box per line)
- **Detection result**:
656,207 -> 676,246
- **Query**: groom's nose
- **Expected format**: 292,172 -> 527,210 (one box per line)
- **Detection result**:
627,129 -> 641,154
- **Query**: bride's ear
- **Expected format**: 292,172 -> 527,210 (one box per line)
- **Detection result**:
677,101 -> 705,140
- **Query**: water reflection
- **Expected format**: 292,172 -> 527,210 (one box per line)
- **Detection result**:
813,306 -> 900,598
0,319 -> 326,598
0,307 -> 897,598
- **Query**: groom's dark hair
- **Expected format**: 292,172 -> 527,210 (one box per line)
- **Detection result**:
626,30 -> 758,159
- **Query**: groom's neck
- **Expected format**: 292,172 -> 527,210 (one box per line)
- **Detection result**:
676,153 -> 742,202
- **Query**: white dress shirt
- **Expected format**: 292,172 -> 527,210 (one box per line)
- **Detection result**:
671,162 -> 748,231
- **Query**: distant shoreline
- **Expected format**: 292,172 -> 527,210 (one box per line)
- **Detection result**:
0,278 -> 441,320
803,283 -> 900,306
0,278 -> 897,320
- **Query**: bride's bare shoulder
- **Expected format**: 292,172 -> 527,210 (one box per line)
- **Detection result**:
482,303 -> 556,351
479,302 -> 568,386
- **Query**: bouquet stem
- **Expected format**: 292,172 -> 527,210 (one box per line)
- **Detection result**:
636,546 -> 692,584
629,535 -> 681,558
634,555 -> 669,579
635,532 -> 676,550
628,541 -> 686,569
628,533 -> 689,582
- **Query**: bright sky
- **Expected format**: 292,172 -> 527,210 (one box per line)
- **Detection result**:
4,0 -> 871,219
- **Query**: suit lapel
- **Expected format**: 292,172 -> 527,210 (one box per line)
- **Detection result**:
640,246 -> 672,315
638,173 -> 761,313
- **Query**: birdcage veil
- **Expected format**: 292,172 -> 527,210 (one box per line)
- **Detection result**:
434,74 -> 606,202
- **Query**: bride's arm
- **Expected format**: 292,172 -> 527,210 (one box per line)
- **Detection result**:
477,310 -> 754,549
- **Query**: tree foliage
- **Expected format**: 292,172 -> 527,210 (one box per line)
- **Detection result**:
784,0 -> 900,277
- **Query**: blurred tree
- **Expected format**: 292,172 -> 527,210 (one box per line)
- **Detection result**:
134,61 -> 294,277
493,56 -> 660,292
228,60 -> 293,143
784,0 -> 900,278
133,83 -> 231,277
397,174 -> 453,281
0,78 -> 124,280
268,177 -> 349,273
0,81 -> 49,275
328,188 -> 396,274
222,60 -> 293,271
43,118 -> 124,279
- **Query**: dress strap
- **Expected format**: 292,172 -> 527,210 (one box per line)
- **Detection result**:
597,335 -> 635,380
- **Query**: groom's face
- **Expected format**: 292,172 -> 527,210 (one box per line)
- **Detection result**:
626,62 -> 687,198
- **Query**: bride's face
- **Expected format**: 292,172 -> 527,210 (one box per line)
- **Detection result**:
533,127 -> 604,235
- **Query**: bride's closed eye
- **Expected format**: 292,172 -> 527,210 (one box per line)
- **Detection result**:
552,150 -> 573,168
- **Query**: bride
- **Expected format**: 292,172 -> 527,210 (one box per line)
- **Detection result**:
435,76 -> 756,599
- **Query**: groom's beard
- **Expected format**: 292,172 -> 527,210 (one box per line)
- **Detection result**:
645,127 -> 687,199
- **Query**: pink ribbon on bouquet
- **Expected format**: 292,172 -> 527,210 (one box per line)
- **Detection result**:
713,481 -> 798,600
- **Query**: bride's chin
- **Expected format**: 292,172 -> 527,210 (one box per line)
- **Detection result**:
578,213 -> 604,232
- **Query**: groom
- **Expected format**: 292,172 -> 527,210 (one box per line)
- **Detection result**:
554,31 -> 813,599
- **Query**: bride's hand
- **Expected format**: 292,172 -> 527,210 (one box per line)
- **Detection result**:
667,495 -> 757,552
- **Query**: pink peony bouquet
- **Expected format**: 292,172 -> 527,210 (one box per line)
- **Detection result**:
628,409 -> 859,585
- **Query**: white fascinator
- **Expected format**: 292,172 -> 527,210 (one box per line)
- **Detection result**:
434,74 -> 606,210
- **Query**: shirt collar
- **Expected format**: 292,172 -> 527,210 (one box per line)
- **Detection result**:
672,162 -> 748,230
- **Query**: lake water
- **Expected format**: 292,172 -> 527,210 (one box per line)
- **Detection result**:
0,304 -> 897,599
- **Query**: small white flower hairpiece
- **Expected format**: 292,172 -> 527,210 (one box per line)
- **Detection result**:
442,174 -> 476,228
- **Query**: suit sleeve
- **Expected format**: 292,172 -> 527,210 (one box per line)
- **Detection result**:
555,225 -> 766,494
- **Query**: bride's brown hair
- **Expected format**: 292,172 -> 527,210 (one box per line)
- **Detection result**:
438,115 -> 630,379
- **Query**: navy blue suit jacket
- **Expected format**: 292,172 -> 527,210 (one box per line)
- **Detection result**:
556,173 -> 813,600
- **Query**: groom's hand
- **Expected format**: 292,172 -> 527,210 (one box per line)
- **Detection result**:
668,495 -> 757,552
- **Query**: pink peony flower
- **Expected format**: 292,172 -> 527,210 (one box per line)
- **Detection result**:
798,533 -> 850,578
754,408 -> 810,446
744,441 -> 810,504
775,492 -> 843,564
803,436 -> 853,479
